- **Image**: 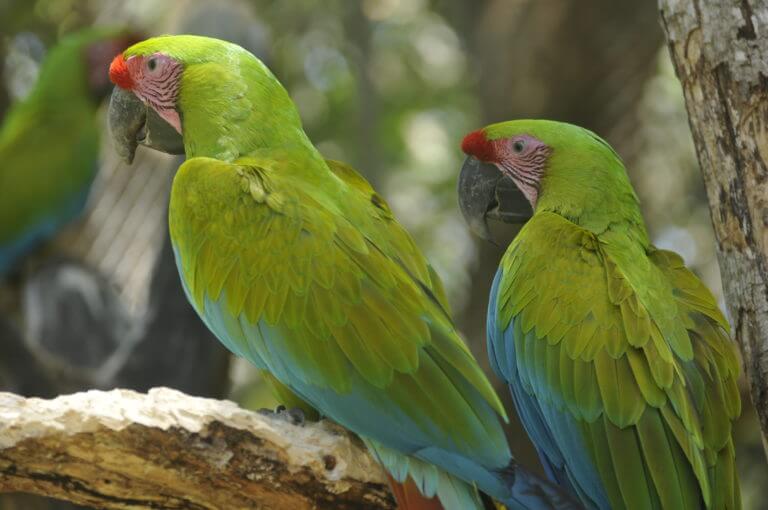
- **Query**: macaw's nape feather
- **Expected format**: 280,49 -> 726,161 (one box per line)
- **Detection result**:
465,119 -> 742,510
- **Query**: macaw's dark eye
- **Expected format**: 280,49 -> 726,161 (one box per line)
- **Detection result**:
147,58 -> 157,71
512,140 -> 526,153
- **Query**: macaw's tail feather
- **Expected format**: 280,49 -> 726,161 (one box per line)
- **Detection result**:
493,460 -> 583,510
387,476 -> 503,510
366,439 -> 579,510
387,474 -> 444,510
365,440 -> 486,510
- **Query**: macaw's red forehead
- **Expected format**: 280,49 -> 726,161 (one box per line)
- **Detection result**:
461,129 -> 497,162
109,53 -> 134,90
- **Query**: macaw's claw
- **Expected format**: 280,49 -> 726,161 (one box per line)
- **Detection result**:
257,405 -> 306,426
272,405 -> 306,425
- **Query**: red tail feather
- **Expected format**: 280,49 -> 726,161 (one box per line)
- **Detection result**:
386,473 -> 445,510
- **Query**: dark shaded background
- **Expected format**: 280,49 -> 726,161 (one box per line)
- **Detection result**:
0,1 -> 765,508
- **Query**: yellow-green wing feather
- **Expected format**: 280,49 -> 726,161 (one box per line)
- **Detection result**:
246,158 -> 453,422
170,155 -> 507,464
494,212 -> 740,509
325,158 -> 453,314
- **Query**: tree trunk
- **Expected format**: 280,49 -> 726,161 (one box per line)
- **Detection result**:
658,0 -> 768,452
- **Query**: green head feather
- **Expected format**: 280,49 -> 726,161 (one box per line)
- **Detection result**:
483,119 -> 647,241
124,35 -> 313,161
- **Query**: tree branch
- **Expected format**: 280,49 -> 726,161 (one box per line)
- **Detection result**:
0,388 -> 394,509
658,0 -> 768,454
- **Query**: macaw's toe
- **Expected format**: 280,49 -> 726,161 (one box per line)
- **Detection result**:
275,405 -> 306,425
257,405 -> 306,426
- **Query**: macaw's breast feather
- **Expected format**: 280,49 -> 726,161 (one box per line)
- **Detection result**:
489,211 -> 740,510
169,155 -> 510,486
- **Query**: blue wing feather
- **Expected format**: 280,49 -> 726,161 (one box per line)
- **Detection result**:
488,267 -> 609,510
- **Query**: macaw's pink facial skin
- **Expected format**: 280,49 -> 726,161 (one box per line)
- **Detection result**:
461,129 -> 551,209
109,52 -> 183,134
107,51 -> 186,164
456,129 -> 537,242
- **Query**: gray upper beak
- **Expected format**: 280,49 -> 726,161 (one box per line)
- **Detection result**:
457,156 -> 533,243
108,87 -> 185,164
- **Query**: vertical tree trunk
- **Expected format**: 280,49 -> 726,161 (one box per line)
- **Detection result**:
659,0 -> 768,452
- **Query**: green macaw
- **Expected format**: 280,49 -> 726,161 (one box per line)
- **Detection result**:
458,119 -> 742,510
106,35 -> 578,510
0,27 -> 138,276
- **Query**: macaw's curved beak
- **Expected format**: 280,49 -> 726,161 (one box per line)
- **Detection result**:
457,156 -> 533,243
108,87 -> 184,164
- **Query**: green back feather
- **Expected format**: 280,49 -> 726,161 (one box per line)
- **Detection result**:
170,152 -> 510,466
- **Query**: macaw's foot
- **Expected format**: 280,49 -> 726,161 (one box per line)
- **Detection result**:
257,405 -> 306,426
278,405 -> 306,426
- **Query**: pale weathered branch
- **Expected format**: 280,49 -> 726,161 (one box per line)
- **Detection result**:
658,0 -> 768,452
0,388 -> 394,509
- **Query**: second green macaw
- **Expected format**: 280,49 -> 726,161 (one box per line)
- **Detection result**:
0,27 -> 138,276
458,119 -> 741,510
106,35 -> 578,510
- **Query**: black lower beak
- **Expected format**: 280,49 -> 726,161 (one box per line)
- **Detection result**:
457,156 -> 533,242
108,87 -> 185,164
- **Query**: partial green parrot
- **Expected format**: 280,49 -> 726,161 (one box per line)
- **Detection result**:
106,35 -> 578,510
458,119 -> 742,510
0,27 -> 139,276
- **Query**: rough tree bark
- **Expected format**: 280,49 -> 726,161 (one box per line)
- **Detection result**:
658,0 -> 768,451
0,388 -> 394,509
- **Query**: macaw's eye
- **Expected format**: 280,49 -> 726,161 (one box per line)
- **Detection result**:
147,58 -> 157,71
512,140 -> 526,153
